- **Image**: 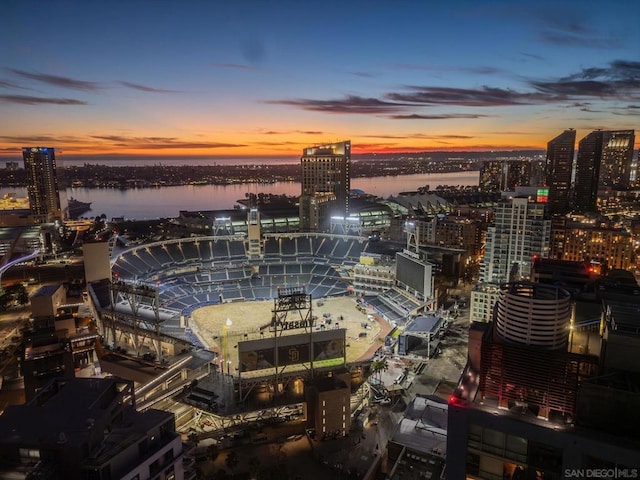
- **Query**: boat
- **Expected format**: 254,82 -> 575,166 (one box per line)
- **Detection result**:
68,197 -> 92,219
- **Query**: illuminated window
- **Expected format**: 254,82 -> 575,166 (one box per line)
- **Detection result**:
19,448 -> 40,460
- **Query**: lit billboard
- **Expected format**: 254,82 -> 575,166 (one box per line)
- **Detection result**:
536,188 -> 549,203
277,344 -> 310,366
239,348 -> 276,371
313,338 -> 344,361
238,329 -> 345,372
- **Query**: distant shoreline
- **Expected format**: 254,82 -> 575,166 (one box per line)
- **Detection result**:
1,158 -> 487,190
0,150 -> 545,166
1,171 -> 481,219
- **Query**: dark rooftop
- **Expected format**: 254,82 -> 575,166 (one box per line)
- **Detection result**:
405,315 -> 442,334
31,284 -> 62,298
391,395 -> 447,458
0,378 -> 133,447
604,298 -> 640,336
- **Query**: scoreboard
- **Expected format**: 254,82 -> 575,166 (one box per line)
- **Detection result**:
238,329 -> 346,372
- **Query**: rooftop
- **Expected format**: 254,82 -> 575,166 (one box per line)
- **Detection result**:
0,194 -> 29,211
605,298 -> 640,336
405,315 -> 443,335
390,395 -> 448,458
32,284 -> 62,298
0,225 -> 41,242
0,378 -> 134,447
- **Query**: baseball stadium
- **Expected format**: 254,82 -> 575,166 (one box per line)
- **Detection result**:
89,231 -> 418,435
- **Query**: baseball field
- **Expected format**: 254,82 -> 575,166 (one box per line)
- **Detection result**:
190,296 -> 390,372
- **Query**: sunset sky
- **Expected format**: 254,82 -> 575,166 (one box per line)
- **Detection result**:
1,0 -> 638,158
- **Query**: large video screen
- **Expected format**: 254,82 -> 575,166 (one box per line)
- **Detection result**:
239,348 -> 276,372
238,329 -> 345,371
396,251 -> 427,295
313,338 -> 345,361
277,344 -> 310,366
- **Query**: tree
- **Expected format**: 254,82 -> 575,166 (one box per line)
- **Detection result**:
370,357 -> 389,385
15,285 -> 29,305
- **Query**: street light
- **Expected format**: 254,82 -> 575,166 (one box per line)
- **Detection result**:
222,318 -> 233,365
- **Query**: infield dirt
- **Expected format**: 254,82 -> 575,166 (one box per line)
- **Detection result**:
190,296 -> 390,371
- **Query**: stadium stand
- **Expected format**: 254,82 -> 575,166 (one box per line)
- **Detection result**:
110,235 -> 369,321
180,241 -> 200,261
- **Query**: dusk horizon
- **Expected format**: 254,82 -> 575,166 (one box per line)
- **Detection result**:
0,148 -> 549,162
2,0 -> 639,157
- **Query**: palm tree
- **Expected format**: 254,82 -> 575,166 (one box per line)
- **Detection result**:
370,357 -> 389,385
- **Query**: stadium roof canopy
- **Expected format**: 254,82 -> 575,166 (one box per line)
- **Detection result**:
405,314 -> 443,335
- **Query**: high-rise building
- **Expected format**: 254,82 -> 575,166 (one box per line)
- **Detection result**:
479,160 -> 531,194
544,129 -> 575,215
434,216 -> 482,257
528,157 -> 546,187
549,217 -> 634,271
447,282 -> 640,479
479,161 -> 504,193
469,283 -> 501,323
0,377 -> 190,479
573,131 -> 604,213
472,187 -> 551,324
504,160 -> 531,192
22,147 -> 67,221
299,141 -> 350,231
599,130 -> 635,188
574,130 -> 635,213
480,194 -> 550,284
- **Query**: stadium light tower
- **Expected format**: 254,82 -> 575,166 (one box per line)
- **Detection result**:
222,318 -> 233,366
329,215 -> 362,236
405,220 -> 421,253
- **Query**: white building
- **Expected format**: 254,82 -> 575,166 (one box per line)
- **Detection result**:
469,282 -> 501,323
480,194 -> 550,284
353,254 -> 395,296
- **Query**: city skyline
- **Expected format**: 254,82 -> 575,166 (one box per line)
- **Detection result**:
1,0 -> 639,158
